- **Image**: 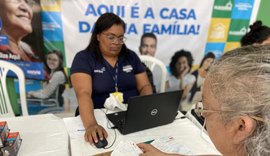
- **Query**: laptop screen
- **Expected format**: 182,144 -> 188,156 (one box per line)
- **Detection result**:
107,90 -> 183,134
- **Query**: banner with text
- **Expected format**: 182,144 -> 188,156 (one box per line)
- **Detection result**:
60,0 -> 215,66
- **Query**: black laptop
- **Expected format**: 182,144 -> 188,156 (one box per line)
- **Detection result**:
106,90 -> 183,135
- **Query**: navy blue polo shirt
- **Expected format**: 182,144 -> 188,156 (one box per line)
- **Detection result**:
70,49 -> 145,108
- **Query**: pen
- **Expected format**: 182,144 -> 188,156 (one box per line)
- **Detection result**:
144,139 -> 154,144
77,129 -> 85,131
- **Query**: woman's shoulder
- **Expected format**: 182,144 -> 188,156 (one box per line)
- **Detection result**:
185,73 -> 196,82
74,49 -> 96,62
75,49 -> 93,57
186,73 -> 195,78
20,42 -> 34,55
168,74 -> 177,80
123,49 -> 140,61
52,71 -> 65,78
126,49 -> 137,57
50,71 -> 66,83
20,41 -> 40,61
53,70 -> 65,76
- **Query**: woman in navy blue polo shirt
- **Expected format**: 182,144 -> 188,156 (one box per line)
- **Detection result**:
70,13 -> 153,145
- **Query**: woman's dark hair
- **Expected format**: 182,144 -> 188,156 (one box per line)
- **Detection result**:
85,13 -> 128,61
241,21 -> 270,46
45,50 -> 67,82
199,52 -> 215,68
169,49 -> 193,78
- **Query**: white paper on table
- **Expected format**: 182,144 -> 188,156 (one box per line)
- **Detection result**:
151,136 -> 193,155
111,141 -> 143,156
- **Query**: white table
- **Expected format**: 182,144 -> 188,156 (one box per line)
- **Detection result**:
64,109 -> 221,156
1,114 -> 70,156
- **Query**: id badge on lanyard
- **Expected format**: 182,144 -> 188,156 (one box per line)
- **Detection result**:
107,61 -> 123,103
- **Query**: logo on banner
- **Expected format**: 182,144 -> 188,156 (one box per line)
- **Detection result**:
231,0 -> 254,19
227,19 -> 250,42
214,1 -> 233,11
212,0 -> 233,18
210,23 -> 226,39
229,27 -> 247,36
235,2 -> 252,11
6,61 -> 45,79
42,12 -> 63,41
208,18 -> 230,42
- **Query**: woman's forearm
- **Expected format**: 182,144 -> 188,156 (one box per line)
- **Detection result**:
77,93 -> 97,129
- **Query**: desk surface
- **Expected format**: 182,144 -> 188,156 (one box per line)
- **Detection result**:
1,114 -> 70,156
64,109 -> 220,156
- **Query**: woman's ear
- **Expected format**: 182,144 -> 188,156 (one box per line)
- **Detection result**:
232,116 -> 256,144
97,34 -> 100,41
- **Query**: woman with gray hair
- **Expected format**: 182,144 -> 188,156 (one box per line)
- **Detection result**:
138,45 -> 270,156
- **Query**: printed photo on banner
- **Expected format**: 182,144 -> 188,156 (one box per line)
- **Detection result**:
0,0 -> 45,80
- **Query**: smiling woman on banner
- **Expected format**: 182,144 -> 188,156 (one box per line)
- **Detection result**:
27,50 -> 67,99
0,0 -> 38,61
70,13 -> 153,144
166,50 -> 195,100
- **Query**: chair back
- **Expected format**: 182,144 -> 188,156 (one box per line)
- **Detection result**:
55,84 -> 65,107
139,55 -> 167,93
27,83 -> 66,107
0,60 -> 28,117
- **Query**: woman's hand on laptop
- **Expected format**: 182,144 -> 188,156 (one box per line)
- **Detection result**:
85,124 -> 108,144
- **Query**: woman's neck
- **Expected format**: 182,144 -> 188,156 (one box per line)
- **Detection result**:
223,143 -> 246,156
2,29 -> 22,45
9,39 -> 21,51
223,149 -> 245,156
103,55 -> 118,67
1,30 -> 30,61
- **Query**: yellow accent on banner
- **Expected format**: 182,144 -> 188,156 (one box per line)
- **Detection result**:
41,0 -> 61,12
224,42 -> 241,53
207,18 -> 231,42
191,65 -> 199,72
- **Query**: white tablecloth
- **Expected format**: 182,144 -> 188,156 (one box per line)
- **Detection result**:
1,114 -> 70,156
64,109 -> 220,156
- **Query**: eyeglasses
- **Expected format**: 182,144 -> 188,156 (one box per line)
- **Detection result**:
194,102 -> 265,122
8,0 -> 36,8
102,33 -> 127,44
